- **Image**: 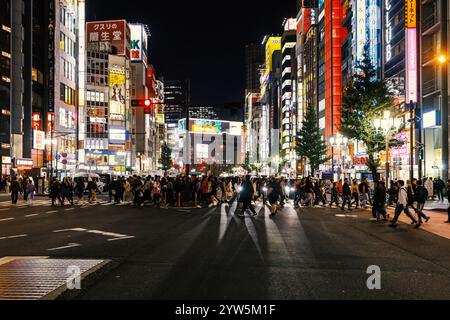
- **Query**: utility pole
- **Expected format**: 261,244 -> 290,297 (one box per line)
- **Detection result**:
409,101 -> 415,181
185,79 -> 191,175
441,0 -> 449,183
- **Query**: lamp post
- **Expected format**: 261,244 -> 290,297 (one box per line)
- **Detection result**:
328,133 -> 349,180
437,53 -> 448,182
373,111 -> 401,188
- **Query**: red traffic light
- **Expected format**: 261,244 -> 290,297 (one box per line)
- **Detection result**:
132,99 -> 153,108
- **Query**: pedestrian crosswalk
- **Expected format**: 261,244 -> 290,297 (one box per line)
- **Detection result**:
0,199 -> 116,208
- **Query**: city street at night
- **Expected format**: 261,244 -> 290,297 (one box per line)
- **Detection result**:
1,0 -> 450,311
1,197 -> 450,300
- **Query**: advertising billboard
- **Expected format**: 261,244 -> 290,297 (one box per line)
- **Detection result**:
405,0 -> 417,104
265,37 -> 282,74
109,68 -> 126,121
130,24 -> 148,65
33,130 -> 45,150
86,20 -> 129,57
109,128 -> 126,144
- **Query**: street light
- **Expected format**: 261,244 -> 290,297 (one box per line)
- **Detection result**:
373,112 -> 402,187
328,133 -> 349,180
438,54 -> 447,64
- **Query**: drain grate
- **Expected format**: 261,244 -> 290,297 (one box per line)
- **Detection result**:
0,257 -> 109,300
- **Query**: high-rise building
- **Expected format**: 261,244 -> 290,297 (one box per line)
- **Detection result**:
280,19 -> 297,174
0,0 -> 84,180
164,80 -> 185,124
129,23 -> 155,174
259,35 -> 282,175
245,44 -> 264,93
82,20 -> 132,175
0,0 -> 12,176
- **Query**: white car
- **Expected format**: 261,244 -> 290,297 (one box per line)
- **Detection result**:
73,173 -> 104,193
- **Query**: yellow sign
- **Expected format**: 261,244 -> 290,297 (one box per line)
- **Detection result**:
405,0 -> 416,28
265,37 -> 282,74
192,124 -> 218,134
157,113 -> 165,124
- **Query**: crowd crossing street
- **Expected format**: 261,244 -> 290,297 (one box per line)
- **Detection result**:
1,174 -> 450,301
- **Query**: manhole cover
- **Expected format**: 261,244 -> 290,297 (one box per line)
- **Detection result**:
0,257 -> 109,300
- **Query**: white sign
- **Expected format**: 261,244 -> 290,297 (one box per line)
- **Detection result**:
33,130 -> 45,150
385,0 -> 392,62
423,111 -> 438,128
129,24 -> 148,65
109,128 -> 126,142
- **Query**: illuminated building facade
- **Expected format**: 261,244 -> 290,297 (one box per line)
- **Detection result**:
280,19 -> 297,173
81,20 -> 132,175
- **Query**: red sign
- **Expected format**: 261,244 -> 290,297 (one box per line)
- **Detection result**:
32,112 -> 42,130
353,156 -> 369,165
86,20 -> 130,57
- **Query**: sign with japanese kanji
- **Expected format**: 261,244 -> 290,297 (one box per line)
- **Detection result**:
405,0 -> 416,28
86,20 -> 129,57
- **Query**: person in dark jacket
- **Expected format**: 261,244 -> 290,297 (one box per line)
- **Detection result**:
11,177 -> 21,204
75,178 -> 85,204
341,178 -> 352,211
371,181 -> 387,221
237,175 -> 257,217
49,178 -> 63,206
414,180 -> 430,229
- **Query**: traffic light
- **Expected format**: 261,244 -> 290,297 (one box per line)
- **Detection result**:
132,99 -> 153,113
419,149 -> 424,161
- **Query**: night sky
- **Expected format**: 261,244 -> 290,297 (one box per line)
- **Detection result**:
87,0 -> 296,105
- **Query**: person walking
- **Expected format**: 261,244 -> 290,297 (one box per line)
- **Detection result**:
75,178 -> 85,204
49,178 -> 63,207
25,178 -> 35,205
10,177 -> 21,204
435,177 -> 445,202
371,181 -> 388,221
424,177 -> 434,201
329,181 -> 340,208
237,175 -> 257,218
341,178 -> 352,211
360,178 -> 371,209
351,179 -> 360,209
390,180 -> 418,228
86,178 -> 98,203
267,177 -> 280,216
414,180 -> 431,229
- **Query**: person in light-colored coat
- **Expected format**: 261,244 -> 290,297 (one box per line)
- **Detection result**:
424,177 -> 434,200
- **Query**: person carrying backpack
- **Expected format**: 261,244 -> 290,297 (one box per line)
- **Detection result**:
415,180 -> 431,229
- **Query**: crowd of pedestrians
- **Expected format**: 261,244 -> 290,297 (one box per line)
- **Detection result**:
4,173 -> 450,227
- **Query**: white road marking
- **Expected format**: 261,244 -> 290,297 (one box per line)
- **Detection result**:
52,228 -> 133,241
64,208 -> 75,211
0,208 -> 10,211
47,243 -> 81,251
107,236 -> 136,242
0,234 -> 27,240
53,228 -> 87,233
25,214 -> 39,218
335,214 -> 359,218
45,210 -> 58,214
0,217 -> 14,222
87,230 -> 128,238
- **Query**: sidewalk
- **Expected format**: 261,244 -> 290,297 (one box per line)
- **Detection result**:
424,200 -> 449,212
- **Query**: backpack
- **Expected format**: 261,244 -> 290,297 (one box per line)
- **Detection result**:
416,186 -> 428,203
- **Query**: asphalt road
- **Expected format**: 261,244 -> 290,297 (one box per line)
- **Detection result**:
1,195 -> 450,300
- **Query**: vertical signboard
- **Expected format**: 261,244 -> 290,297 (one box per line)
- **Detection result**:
385,0 -> 392,62
405,0 -> 417,103
48,1 -> 55,113
356,0 -> 366,62
130,24 -> 148,66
